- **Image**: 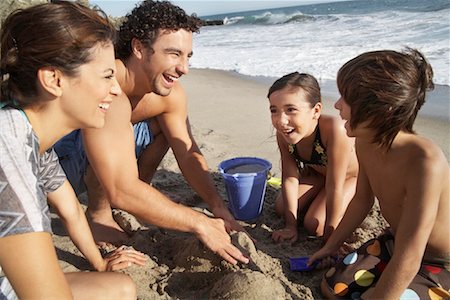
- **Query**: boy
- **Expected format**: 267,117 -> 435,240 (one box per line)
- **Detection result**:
310,48 -> 450,299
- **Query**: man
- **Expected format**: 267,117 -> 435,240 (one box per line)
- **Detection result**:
55,0 -> 248,265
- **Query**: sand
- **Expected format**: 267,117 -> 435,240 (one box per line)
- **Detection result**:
52,68 -> 449,300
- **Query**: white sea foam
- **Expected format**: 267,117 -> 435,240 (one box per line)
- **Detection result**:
192,5 -> 450,86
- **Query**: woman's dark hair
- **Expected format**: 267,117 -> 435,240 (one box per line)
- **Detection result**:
267,72 -> 321,107
0,0 -> 116,106
115,0 -> 203,60
337,48 -> 434,149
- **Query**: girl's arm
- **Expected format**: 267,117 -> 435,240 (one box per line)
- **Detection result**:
272,133 -> 300,242
323,116 -> 355,239
0,232 -> 73,299
47,181 -> 147,271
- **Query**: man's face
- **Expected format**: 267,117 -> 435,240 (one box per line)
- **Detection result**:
142,29 -> 193,96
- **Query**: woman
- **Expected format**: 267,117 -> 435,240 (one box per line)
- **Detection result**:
0,1 -> 146,299
268,72 -> 358,243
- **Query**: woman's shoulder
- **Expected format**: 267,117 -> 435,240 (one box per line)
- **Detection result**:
0,108 -> 31,139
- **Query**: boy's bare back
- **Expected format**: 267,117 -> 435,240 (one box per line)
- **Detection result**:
357,131 -> 450,254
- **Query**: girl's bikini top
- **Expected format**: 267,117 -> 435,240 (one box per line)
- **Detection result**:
288,124 -> 328,169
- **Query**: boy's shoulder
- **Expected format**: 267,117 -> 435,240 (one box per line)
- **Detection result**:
398,133 -> 446,166
357,132 -> 447,173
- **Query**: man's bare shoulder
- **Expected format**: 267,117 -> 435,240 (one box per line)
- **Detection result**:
132,83 -> 187,123
85,93 -> 132,135
153,82 -> 188,116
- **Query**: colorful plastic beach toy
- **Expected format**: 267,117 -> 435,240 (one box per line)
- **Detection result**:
267,176 -> 281,188
289,257 -> 317,272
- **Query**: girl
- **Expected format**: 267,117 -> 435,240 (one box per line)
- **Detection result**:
268,72 -> 358,243
0,2 -> 146,299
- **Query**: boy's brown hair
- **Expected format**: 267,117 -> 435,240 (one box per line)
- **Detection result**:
337,48 -> 434,149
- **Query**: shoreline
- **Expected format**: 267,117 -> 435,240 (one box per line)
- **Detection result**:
216,68 -> 450,121
183,68 -> 449,167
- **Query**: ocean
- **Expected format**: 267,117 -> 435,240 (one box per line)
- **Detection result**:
190,0 -> 450,119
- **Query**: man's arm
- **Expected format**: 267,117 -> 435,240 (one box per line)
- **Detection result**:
367,150 -> 444,299
83,94 -> 248,264
156,83 -> 242,231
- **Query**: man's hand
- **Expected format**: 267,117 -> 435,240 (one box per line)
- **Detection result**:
99,245 -> 148,271
210,204 -> 245,233
272,226 -> 298,243
195,216 -> 249,265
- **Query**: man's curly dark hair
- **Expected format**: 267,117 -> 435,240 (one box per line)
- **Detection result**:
115,0 -> 203,60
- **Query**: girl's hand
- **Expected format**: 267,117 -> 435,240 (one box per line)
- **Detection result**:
272,226 -> 298,243
101,245 -> 148,271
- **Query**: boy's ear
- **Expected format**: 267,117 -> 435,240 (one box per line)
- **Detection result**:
131,38 -> 144,59
37,67 -> 63,97
313,102 -> 322,119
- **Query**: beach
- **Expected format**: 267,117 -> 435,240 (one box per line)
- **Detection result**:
53,68 -> 449,300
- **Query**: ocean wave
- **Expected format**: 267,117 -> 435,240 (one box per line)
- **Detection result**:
221,11 -> 326,26
197,0 -> 449,87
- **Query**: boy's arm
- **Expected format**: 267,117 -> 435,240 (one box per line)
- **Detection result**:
272,133 -> 300,243
47,181 -> 146,271
367,153 -> 444,299
156,84 -> 242,231
310,153 -> 374,261
323,117 -> 355,239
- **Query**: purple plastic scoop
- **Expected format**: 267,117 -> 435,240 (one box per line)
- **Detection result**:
289,257 -> 317,272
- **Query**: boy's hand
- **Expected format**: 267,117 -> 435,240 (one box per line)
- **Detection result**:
308,244 -> 339,269
101,245 -> 148,271
323,225 -> 335,243
272,226 -> 298,243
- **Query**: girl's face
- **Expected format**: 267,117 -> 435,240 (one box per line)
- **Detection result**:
269,87 -> 320,145
61,42 -> 121,129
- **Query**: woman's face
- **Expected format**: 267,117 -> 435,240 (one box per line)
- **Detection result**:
269,87 -> 320,145
61,42 -> 121,129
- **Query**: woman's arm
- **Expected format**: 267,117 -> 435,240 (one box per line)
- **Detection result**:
47,181 -> 147,271
0,232 -> 73,299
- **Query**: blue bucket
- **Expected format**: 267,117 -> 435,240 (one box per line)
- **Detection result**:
219,157 -> 272,221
